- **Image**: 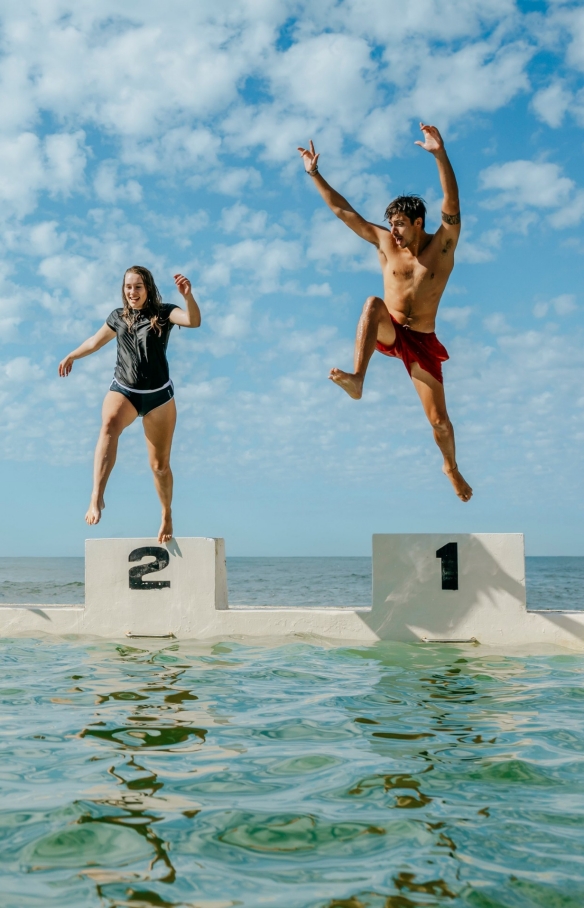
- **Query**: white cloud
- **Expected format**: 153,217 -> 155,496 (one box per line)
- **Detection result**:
534,294 -> 577,318
220,203 -> 269,236
483,313 -> 510,335
321,0 -> 518,44
34,213 -> 165,324
307,210 -> 378,272
533,301 -> 548,319
0,133 -> 44,217
0,130 -> 87,217
284,326 -> 338,354
548,189 -> 584,229
558,5 -> 584,73
553,293 -> 577,316
0,0 -> 548,222
3,357 -> 44,383
531,80 -> 572,128
456,227 -> 501,263
27,10 -> 266,137
439,306 -> 472,328
94,161 -> 142,204
123,128 -> 221,175
28,221 -> 68,257
268,33 -> 377,130
147,211 -> 209,249
479,160 -> 576,210
405,40 -> 532,126
200,294 -> 255,357
306,283 -> 332,297
201,237 -> 303,294
179,377 -> 231,408
44,131 -> 87,196
212,167 -> 262,196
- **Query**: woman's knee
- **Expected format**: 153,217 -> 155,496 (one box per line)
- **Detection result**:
102,415 -> 126,437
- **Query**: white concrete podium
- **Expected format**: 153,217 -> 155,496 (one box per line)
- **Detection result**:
1,534 -> 584,649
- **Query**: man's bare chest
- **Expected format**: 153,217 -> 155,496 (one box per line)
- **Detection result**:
378,247 -> 450,297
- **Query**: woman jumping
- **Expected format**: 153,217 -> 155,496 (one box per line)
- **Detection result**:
58,267 -> 201,543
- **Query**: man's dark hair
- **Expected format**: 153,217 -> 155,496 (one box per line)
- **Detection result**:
384,194 -> 426,228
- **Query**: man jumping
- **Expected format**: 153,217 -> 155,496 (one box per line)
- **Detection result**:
298,123 -> 472,502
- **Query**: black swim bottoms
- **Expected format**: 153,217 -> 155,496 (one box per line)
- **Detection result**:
109,379 -> 174,417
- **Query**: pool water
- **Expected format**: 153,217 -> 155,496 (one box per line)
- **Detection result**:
2,637 -> 584,906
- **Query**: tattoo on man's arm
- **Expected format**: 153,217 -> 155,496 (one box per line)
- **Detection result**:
442,211 -> 461,225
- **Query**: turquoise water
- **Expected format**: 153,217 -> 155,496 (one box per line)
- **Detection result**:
2,637 -> 584,906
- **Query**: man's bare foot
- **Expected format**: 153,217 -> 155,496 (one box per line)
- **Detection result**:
443,464 -> 473,502
85,498 -> 102,525
158,512 -> 173,544
329,368 -> 363,400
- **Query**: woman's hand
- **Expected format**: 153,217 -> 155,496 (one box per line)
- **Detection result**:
57,325 -> 115,376
58,354 -> 75,377
174,273 -> 192,298
171,274 -> 201,327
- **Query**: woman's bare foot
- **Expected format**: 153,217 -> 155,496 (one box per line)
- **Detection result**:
329,368 -> 363,399
443,464 -> 473,502
158,511 -> 173,544
85,497 -> 102,525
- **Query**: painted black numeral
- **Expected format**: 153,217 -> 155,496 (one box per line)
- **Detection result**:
436,542 -> 458,590
128,547 -> 171,590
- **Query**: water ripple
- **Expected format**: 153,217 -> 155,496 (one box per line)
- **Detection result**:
1,639 -> 584,906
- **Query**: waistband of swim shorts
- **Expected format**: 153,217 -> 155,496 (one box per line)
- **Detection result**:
112,378 -> 173,394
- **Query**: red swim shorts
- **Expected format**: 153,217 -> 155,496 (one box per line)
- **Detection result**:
376,315 -> 449,384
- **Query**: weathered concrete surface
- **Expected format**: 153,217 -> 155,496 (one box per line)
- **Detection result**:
0,534 -> 583,649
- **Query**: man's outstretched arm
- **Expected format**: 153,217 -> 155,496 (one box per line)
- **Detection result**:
415,123 -> 461,234
297,140 -> 383,246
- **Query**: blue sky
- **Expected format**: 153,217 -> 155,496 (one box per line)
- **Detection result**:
1,0 -> 584,556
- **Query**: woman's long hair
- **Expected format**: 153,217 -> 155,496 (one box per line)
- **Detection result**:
121,266 -> 165,336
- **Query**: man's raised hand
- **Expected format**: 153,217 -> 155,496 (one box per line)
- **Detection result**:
414,123 -> 445,155
297,139 -> 320,174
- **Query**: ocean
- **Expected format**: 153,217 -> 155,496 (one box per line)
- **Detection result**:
0,557 -> 583,906
1,555 -> 584,609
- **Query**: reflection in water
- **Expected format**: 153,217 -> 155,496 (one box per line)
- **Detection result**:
1,639 -> 584,906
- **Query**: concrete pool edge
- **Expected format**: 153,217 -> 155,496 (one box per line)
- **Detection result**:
0,534 -> 583,650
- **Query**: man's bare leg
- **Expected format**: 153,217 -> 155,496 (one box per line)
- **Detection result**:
330,296 -> 396,399
411,364 -> 473,502
86,392 -> 137,525
143,398 -> 177,543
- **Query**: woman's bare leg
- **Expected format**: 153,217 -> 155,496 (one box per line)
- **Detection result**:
86,392 -> 137,525
329,296 -> 395,399
143,398 -> 177,543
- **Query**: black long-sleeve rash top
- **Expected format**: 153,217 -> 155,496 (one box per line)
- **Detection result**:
106,304 -> 179,391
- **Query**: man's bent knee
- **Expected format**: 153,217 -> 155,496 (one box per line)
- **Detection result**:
429,412 -> 452,432
363,295 -> 384,315
151,459 -> 171,477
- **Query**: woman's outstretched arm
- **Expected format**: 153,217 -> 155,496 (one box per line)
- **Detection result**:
58,323 -> 116,377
